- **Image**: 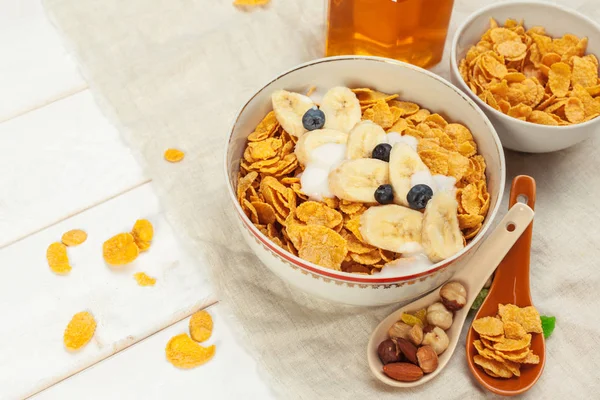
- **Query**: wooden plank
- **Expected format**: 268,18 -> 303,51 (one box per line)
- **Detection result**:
0,0 -> 86,122
33,304 -> 274,400
0,183 -> 215,399
0,90 -> 146,248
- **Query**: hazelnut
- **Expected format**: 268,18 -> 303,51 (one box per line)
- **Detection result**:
408,324 -> 423,346
416,345 -> 439,373
439,281 -> 467,311
388,321 -> 412,339
422,324 -> 435,334
377,339 -> 400,365
422,327 -> 450,355
426,302 -> 453,330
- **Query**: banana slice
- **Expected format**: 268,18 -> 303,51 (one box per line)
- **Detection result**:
271,90 -> 316,137
359,205 -> 424,253
421,191 -> 464,263
346,120 -> 387,160
389,143 -> 429,207
321,87 -> 362,133
295,129 -> 348,166
328,159 -> 389,203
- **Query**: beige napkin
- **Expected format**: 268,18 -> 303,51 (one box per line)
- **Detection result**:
44,0 -> 600,397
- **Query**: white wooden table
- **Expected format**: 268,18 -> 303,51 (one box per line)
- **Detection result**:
0,0 -> 274,398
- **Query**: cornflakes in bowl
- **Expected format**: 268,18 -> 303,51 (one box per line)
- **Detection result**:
225,56 -> 505,306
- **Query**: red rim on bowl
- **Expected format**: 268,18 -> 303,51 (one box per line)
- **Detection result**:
224,56 -> 506,284
450,1 -> 600,131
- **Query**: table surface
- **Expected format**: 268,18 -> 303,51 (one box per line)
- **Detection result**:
0,0 -> 274,398
6,0 -> 598,398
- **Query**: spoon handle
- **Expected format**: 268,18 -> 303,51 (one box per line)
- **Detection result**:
452,202 -> 535,306
493,175 -> 537,306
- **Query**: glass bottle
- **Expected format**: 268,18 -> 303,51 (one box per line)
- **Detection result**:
326,0 -> 455,68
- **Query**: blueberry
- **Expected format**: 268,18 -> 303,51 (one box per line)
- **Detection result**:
372,143 -> 392,162
407,184 -> 434,210
302,107 -> 325,131
374,184 -> 394,205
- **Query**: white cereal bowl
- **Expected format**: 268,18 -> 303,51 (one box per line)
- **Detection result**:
450,1 -> 600,153
225,56 -> 506,306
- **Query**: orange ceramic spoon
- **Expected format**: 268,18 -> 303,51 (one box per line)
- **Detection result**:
466,175 -> 545,396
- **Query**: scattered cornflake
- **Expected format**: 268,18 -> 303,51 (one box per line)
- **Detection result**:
233,0 -> 270,6
61,229 -> 88,246
164,148 -> 185,163
103,233 -> 139,266
165,334 -> 215,369
64,311 -> 96,351
134,272 -> 156,286
47,242 -> 71,275
189,310 -> 213,343
131,219 -> 154,251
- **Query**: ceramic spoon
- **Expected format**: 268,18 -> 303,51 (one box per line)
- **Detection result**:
466,175 -> 544,396
367,179 -> 535,388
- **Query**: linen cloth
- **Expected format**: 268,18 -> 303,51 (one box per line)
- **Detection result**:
43,0 -> 600,398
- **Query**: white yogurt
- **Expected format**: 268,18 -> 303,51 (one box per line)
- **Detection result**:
410,170 -> 436,192
299,143 -> 346,201
376,252 -> 434,278
432,174 -> 457,193
386,132 -> 418,151
397,241 -> 424,254
410,170 -> 457,195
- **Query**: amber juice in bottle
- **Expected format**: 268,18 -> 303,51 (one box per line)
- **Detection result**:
326,0 -> 455,68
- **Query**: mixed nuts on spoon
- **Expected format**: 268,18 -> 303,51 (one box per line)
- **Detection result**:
377,281 -> 467,382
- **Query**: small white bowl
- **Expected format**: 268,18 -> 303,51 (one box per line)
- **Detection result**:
225,56 -> 505,306
450,1 -> 600,153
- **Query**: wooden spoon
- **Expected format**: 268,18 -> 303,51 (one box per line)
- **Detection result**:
466,175 -> 544,396
368,177 -> 535,388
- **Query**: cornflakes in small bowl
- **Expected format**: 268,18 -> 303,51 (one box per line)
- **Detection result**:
451,2 -> 600,153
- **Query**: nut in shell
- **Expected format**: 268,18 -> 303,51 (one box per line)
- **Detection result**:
394,337 -> 418,365
382,362 -> 424,382
377,339 -> 400,365
439,281 -> 467,311
388,321 -> 412,340
416,345 -> 439,374
408,324 -> 423,346
422,327 -> 449,355
426,302 -> 453,330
